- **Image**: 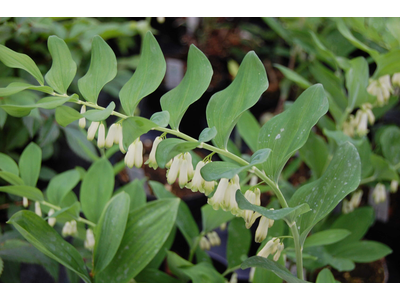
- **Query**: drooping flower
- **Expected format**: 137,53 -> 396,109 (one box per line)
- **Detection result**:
105,123 -> 118,148
97,123 -> 106,148
208,175 -> 242,216
186,161 -> 216,196
257,238 -> 283,262
392,73 -> 400,87
22,196 -> 29,208
367,75 -> 393,106
124,138 -> 143,169
166,152 -> 194,188
84,228 -> 95,251
390,180 -> 398,193
146,136 -> 163,170
199,236 -> 211,251
35,202 -> 42,217
208,178 -> 229,210
79,105 -> 86,129
242,188 -> 261,229
206,231 -> 221,247
87,121 -> 100,141
62,220 -> 78,237
255,213 -> 275,243
48,209 -> 56,227
343,190 -> 363,214
372,183 -> 387,204
229,272 -> 238,283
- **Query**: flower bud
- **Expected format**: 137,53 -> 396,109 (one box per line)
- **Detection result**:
390,180 -> 398,193
62,220 -> 78,237
199,236 -> 211,251
372,183 -> 386,204
273,242 -> 284,262
48,209 -> 56,227
392,73 -> 400,87
257,238 -> 280,259
208,178 -> 229,210
79,105 -> 86,129
87,121 -> 99,141
117,124 -> 126,154
105,124 -> 118,148
22,196 -> 29,208
134,138 -> 143,168
35,202 -> 42,217
124,142 -> 136,169
207,231 -> 221,247
255,216 -> 270,243
146,136 -> 162,170
97,123 -> 106,148
84,228 -> 95,251
167,156 -> 182,185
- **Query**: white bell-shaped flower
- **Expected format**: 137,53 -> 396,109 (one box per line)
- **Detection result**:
146,136 -> 163,170
97,124 -> 106,148
22,196 -> 29,208
390,180 -> 398,193
105,123 -> 118,148
206,231 -> 221,247
62,220 -> 78,237
367,75 -> 393,106
392,73 -> 400,87
242,188 -> 261,229
35,202 -> 42,217
208,178 -> 229,210
117,124 -> 126,154
199,236 -> 211,251
79,105 -> 86,129
48,208 -> 56,227
166,152 -> 194,188
273,242 -> 285,262
257,238 -> 280,259
84,228 -> 95,251
187,161 -> 206,193
372,183 -> 387,204
221,175 -> 241,216
124,138 -> 143,169
87,121 -> 99,141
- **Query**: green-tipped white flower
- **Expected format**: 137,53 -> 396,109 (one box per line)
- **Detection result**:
208,178 -> 229,210
255,213 -> 274,243
221,175 -> 241,216
105,123 -> 118,148
62,220 -> 77,237
117,124 -> 126,154
353,104 -> 375,136
84,228 -> 95,251
273,241 -> 285,262
392,73 -> 400,87
124,138 -> 143,169
97,124 -> 105,148
22,196 -> 29,208
343,190 -> 363,214
35,202 -> 42,217
199,236 -> 211,251
146,136 -> 162,170
372,183 -> 387,204
207,231 -> 221,247
166,152 -> 194,188
79,105 -> 86,129
186,161 -> 216,196
242,188 -> 261,229
220,222 -> 227,231
229,272 -> 238,283
257,238 -> 281,260
367,75 -> 393,106
87,121 -> 99,141
48,209 -> 56,227
390,180 -> 398,193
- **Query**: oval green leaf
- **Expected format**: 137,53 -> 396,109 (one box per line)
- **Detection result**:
19,142 -> 41,187
304,229 -> 351,248
46,169 -> 81,205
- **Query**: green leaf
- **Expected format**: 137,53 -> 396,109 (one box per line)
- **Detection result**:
114,179 -> 146,212
0,82 -> 53,97
274,64 -> 312,89
19,142 -> 41,187
150,111 -> 170,128
0,171 -> 25,185
46,169 -> 80,205
380,126 -> 400,167
80,158 -> 114,223
316,268 -> 336,283
227,217 -> 251,269
119,31 -> 166,116
0,153 -> 19,176
201,204 -> 235,233
148,180 -> 175,198
161,45 -> 213,130
0,44 -> 44,85
241,256 -> 309,283
121,116 -> 158,150
135,268 -> 180,283
55,106 -> 82,127
344,57 -> 371,109
252,253 -> 285,283
64,127 -> 99,162
176,201 -> 199,248
258,84 -> 329,182
237,110 -> 260,152
1,95 -> 73,117
206,51 -> 268,149
304,229 -> 351,248
78,36 -> 117,103
146,226 -> 176,270
299,131 -> 329,178
7,210 -> 90,282
198,127 -> 217,143
371,154 -> 399,182
155,138 -> 199,169
326,207 -> 374,252
82,101 -> 115,122
0,185 -> 44,201
236,190 -> 310,222
333,241 -> 392,263
201,148 -> 271,181
0,257 -> 3,277
45,35 -> 77,94
289,142 -> 361,244
93,192 -> 130,274
180,262 -> 226,283
95,198 -> 180,282
373,49 -> 400,78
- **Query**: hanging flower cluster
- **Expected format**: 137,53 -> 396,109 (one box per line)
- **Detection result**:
62,220 -> 78,237
199,231 -> 221,251
166,152 -> 194,188
257,238 -> 284,262
146,136 -> 163,170
124,138 -> 144,169
242,189 -> 261,228
207,175 -> 242,216
186,161 -> 216,196
84,229 -> 95,251
255,215 -> 275,243
372,183 -> 387,204
343,103 -> 375,137
367,75 -> 394,106
342,190 -> 363,214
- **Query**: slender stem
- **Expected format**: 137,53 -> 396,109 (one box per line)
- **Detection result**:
290,223 -> 304,280
188,232 -> 205,262
222,265 -> 241,277
360,176 -> 376,185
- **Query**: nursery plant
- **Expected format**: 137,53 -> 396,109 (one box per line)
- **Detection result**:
0,25 -> 393,283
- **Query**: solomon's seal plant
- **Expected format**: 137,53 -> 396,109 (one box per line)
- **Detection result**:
0,28 -> 392,283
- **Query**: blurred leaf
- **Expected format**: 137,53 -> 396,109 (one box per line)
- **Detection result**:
176,201 -> 199,248
82,101 -> 115,121
121,116 -> 157,150
55,106 -> 82,127
18,142 -> 41,187
274,64 -> 312,89
304,229 -> 351,248
0,82 -> 53,97
161,45 -> 212,130
0,185 -> 44,201
380,126 -> 400,167
114,179 -> 146,212
0,153 -> 19,176
316,268 -> 336,283
46,169 -> 80,205
64,127 -> 99,162
207,51 -> 268,149
227,217 -> 251,269
150,111 -> 170,128
333,241 -> 392,263
299,131 -> 329,178
0,171 -> 24,185
201,204 -> 234,233
237,110 -> 260,152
